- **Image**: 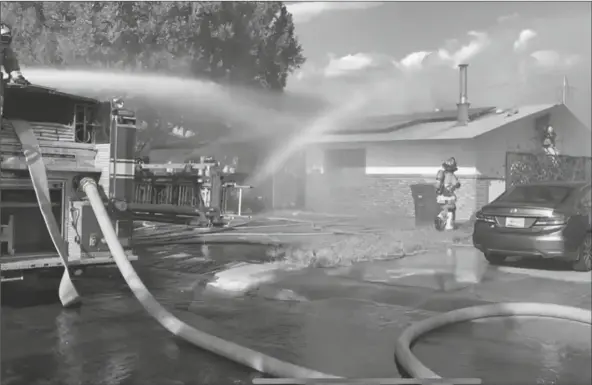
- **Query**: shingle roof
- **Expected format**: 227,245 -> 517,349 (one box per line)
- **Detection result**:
314,104 -> 557,143
330,106 -> 496,134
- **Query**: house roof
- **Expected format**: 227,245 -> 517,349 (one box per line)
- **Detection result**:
148,102 -> 564,152
329,106 -> 497,134
313,104 -> 557,143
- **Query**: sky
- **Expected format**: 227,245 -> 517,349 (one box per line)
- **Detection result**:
284,1 -> 592,127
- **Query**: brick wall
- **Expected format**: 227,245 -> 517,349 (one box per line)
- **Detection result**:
305,171 -> 491,221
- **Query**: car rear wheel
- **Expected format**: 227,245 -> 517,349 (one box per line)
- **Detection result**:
573,233 -> 592,272
484,253 -> 506,265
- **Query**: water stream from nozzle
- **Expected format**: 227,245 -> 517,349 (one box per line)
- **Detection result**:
25,68 -> 389,188
246,81 -> 393,187
24,68 -> 299,134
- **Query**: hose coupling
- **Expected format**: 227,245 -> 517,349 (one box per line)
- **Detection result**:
74,176 -> 98,192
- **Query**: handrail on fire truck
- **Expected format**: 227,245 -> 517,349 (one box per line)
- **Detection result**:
139,163 -> 216,171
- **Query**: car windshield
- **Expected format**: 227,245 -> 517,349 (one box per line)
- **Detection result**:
498,185 -> 574,204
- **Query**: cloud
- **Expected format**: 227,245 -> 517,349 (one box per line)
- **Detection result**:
530,50 -> 582,70
323,52 -> 396,77
323,53 -> 375,77
393,31 -> 491,71
314,29 -> 491,81
437,31 -> 491,68
513,29 -> 537,53
287,9 -> 591,127
395,51 -> 432,72
286,2 -> 383,24
498,13 -> 519,24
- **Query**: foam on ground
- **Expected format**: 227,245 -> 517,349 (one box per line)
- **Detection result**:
206,261 -> 301,293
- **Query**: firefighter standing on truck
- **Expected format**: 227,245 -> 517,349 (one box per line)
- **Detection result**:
1,22 -> 30,118
436,157 -> 461,231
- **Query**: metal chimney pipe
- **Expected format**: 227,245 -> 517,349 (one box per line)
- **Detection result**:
458,64 -> 468,104
457,64 -> 470,126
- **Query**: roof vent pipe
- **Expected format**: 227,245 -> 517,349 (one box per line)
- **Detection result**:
457,64 -> 470,126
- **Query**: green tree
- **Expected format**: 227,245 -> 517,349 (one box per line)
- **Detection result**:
2,1 -> 306,88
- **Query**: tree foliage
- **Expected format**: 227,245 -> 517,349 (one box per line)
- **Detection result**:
1,1 -> 305,89
1,1 -> 306,154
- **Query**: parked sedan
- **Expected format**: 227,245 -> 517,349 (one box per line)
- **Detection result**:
473,181 -> 591,271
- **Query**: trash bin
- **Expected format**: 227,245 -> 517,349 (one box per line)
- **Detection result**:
410,183 -> 440,227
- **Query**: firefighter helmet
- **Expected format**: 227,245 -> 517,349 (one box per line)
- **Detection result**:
442,157 -> 458,172
0,23 -> 12,45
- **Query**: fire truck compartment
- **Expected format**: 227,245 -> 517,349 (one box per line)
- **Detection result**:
0,182 -> 64,256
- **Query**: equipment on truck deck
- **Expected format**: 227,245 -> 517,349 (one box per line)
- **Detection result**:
1,81 -> 138,282
131,157 -> 252,226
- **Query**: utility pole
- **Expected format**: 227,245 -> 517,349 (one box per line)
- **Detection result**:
560,75 -> 578,106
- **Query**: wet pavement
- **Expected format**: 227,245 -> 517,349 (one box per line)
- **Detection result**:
2,243 -> 591,385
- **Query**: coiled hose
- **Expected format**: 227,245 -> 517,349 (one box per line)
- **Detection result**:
394,302 -> 591,383
81,178 -> 592,381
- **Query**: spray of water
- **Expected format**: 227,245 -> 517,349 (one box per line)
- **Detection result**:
23,68 -> 427,189
24,68 -> 300,133
246,80 -> 394,187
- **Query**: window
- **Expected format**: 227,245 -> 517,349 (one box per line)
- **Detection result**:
74,104 -> 99,143
323,148 -> 366,172
498,185 -> 574,205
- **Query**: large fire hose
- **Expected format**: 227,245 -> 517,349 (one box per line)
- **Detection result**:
80,177 -> 592,380
79,177 -> 339,379
394,303 -> 591,382
13,119 -> 81,307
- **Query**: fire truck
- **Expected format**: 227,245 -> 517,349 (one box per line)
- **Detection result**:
0,81 -> 250,283
0,82 -> 137,282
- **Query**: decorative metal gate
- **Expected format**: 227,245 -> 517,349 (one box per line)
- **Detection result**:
506,151 -> 592,189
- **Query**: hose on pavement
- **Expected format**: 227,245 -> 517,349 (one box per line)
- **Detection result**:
394,302 -> 591,382
81,177 -> 592,381
80,178 -> 340,379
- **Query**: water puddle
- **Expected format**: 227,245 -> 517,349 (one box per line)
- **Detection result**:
3,242 -> 589,384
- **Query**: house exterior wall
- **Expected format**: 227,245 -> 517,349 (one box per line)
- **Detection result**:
303,106 -> 591,221
550,104 -> 592,157
304,140 -> 484,221
474,105 -> 592,180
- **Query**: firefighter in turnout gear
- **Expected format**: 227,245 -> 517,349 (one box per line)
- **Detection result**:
1,23 -> 28,85
542,125 -> 560,157
1,23 -> 30,118
436,157 -> 461,231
